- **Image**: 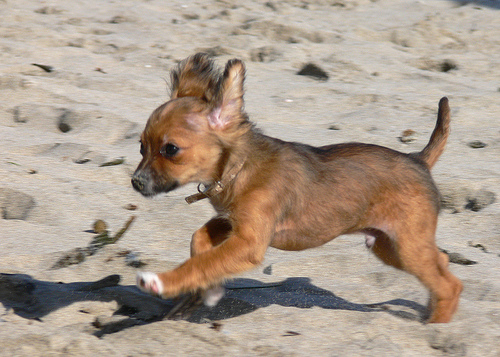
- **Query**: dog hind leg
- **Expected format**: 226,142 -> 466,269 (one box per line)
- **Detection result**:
424,250 -> 463,323
366,224 -> 462,323
365,229 -> 403,270
393,229 -> 462,323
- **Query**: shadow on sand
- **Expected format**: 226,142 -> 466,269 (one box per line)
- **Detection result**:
0,273 -> 427,337
449,0 -> 500,9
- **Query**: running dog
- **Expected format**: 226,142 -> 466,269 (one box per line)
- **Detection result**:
131,53 -> 462,323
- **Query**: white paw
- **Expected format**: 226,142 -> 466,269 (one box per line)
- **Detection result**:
136,272 -> 163,296
201,286 -> 225,307
365,234 -> 376,249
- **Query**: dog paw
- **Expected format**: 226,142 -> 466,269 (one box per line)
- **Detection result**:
136,272 -> 163,296
201,286 -> 225,307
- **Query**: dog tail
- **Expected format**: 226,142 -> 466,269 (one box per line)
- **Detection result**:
416,97 -> 451,169
170,53 -> 220,102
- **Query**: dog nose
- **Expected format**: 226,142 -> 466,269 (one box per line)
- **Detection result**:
131,175 -> 145,192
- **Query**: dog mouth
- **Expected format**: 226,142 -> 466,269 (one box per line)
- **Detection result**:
131,173 -> 179,197
158,181 -> 179,194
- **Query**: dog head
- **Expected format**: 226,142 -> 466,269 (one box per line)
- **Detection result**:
131,53 -> 250,197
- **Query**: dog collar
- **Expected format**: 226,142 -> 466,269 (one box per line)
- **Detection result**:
185,158 -> 246,204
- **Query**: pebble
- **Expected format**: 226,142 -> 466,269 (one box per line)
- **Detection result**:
125,251 -> 147,268
124,203 -> 138,211
467,140 -> 487,149
93,220 -> 108,234
399,129 -> 416,143
297,63 -> 329,81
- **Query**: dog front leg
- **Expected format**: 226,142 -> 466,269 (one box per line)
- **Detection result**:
137,222 -> 270,300
190,216 -> 232,257
136,216 -> 231,302
191,216 -> 232,306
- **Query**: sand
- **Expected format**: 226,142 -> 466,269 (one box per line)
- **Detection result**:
0,0 -> 499,355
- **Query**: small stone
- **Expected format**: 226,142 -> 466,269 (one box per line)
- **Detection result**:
467,140 -> 487,149
297,63 -> 329,81
74,158 -> 91,164
263,265 -> 272,275
210,322 -> 223,331
109,15 -> 135,24
58,122 -> 71,133
57,108 -> 79,133
282,331 -> 301,337
124,203 -> 138,211
440,249 -> 477,265
93,220 -> 108,234
125,251 -> 147,268
399,129 -> 416,143
99,157 -> 125,167
468,241 -> 488,253
440,59 -> 458,73
31,63 -> 54,73
182,13 -> 200,20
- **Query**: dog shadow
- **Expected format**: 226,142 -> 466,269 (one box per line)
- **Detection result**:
190,277 -> 427,323
0,273 -> 426,336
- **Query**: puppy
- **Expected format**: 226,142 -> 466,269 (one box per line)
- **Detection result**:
131,53 -> 462,323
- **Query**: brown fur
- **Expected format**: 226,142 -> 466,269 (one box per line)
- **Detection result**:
132,53 -> 462,323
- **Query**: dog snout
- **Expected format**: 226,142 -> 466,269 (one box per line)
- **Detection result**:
131,172 -> 147,192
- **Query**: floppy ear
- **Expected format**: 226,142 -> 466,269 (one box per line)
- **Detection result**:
207,59 -> 245,130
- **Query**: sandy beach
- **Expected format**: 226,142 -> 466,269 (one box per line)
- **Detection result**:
1,0 -> 499,355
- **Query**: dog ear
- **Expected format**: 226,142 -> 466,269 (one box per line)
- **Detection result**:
170,53 -> 219,102
208,59 -> 245,130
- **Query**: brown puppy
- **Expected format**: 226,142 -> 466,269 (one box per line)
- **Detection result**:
132,53 -> 462,323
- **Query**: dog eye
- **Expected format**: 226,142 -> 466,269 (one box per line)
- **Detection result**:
160,143 -> 179,158
140,142 -> 145,156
